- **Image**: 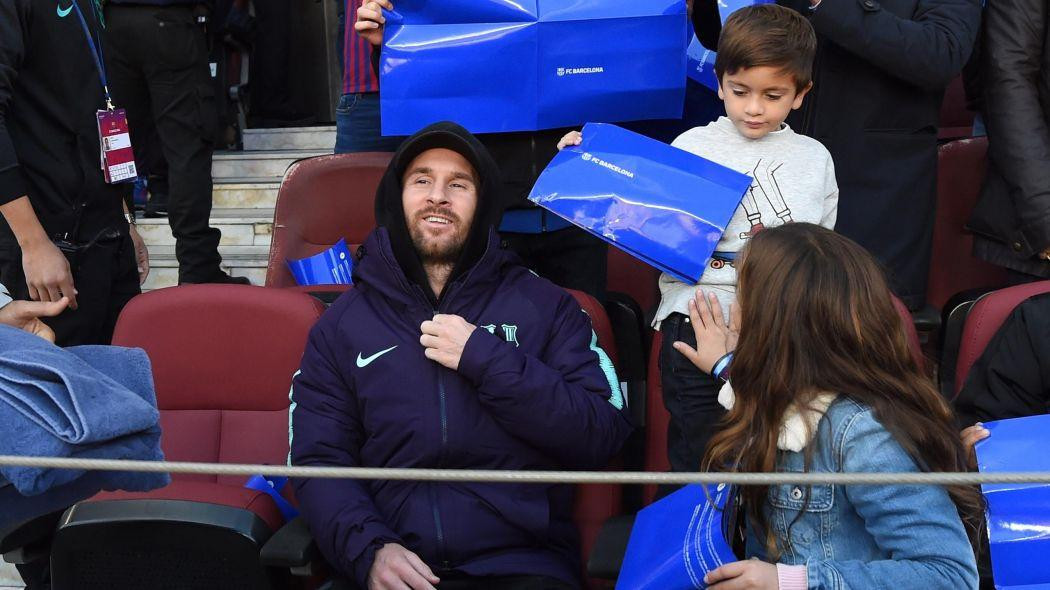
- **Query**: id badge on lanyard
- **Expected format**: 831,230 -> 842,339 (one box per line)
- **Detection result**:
73,1 -> 138,184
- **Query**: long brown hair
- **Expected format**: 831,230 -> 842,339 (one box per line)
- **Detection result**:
701,223 -> 983,554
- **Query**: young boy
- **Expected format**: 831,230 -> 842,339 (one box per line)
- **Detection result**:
559,4 -> 838,473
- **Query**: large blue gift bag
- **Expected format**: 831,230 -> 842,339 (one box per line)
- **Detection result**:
686,0 -> 774,92
976,414 -> 1050,590
380,0 -> 688,135
528,123 -> 750,284
286,239 -> 354,286
618,483 -> 739,589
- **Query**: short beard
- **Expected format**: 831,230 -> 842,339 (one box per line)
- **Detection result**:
408,210 -> 469,266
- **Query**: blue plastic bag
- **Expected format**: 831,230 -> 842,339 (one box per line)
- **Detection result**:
286,239 -> 354,286
380,0 -> 688,135
976,414 -> 1050,590
528,123 -> 750,284
618,483 -> 739,589
686,0 -> 774,91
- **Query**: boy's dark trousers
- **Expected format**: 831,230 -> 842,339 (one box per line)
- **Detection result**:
659,312 -> 726,474
103,3 -> 225,283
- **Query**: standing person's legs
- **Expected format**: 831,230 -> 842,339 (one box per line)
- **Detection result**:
334,93 -> 404,153
500,227 -> 607,301
249,0 -> 296,122
659,313 -> 725,475
139,5 -> 224,283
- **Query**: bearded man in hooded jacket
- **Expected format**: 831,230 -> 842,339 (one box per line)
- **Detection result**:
289,122 -> 632,590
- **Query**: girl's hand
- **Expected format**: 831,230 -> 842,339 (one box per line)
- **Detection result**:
673,289 -> 734,375
705,559 -> 779,589
557,130 -> 582,150
961,423 -> 990,469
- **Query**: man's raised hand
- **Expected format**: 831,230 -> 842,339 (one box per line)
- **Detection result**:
367,543 -> 440,590
355,0 -> 393,47
420,314 -> 477,371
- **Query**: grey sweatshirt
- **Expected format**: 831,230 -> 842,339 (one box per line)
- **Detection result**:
653,117 -> 839,328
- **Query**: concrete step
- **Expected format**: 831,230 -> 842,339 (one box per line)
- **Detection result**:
136,208 -> 274,248
143,244 -> 269,291
212,150 -> 327,180
0,562 -> 22,588
212,179 -> 281,210
243,126 -> 336,152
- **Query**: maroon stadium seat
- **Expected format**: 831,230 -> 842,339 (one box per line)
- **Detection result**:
607,248 -> 660,317
938,75 -> 975,141
49,285 -> 325,590
954,281 -> 1050,399
567,289 -> 625,589
927,138 -> 1008,309
266,152 -> 392,289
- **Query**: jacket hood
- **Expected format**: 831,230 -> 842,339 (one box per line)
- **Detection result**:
372,121 -> 505,304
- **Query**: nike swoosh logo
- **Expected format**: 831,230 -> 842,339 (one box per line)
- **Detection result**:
57,3 -> 73,17
356,345 -> 398,368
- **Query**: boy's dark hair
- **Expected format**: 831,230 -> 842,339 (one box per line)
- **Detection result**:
714,4 -> 817,92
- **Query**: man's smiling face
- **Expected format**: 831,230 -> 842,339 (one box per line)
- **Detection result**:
401,148 -> 479,265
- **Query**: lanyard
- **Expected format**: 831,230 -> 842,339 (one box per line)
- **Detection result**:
71,1 -> 114,110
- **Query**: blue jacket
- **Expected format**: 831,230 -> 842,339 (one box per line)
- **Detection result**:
290,228 -> 632,587
747,397 -> 979,589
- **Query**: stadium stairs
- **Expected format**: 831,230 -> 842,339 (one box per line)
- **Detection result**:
137,127 -> 336,290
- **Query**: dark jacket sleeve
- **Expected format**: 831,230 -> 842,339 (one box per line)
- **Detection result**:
289,316 -> 402,588
981,0 -> 1050,255
0,0 -> 29,205
457,290 -> 633,470
954,294 -> 1050,425
692,0 -> 723,50
807,0 -> 980,90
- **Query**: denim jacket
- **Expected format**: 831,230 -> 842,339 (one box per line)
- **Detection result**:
745,397 -> 979,589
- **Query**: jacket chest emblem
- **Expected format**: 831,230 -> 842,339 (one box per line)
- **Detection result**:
481,323 -> 519,347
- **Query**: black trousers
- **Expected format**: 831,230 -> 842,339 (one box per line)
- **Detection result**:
500,226 -> 608,302
0,233 -> 140,346
248,0 -> 298,122
103,4 -> 224,283
328,574 -> 577,590
659,312 -> 726,474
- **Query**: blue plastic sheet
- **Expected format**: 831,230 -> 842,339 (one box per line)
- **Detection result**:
286,239 -> 354,286
686,0 -> 774,91
380,0 -> 688,135
528,123 -> 750,284
618,483 -> 738,589
976,414 -> 1050,590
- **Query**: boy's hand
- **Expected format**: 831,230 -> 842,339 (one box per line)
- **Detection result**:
673,289 -> 734,375
355,0 -> 392,47
0,297 -> 69,343
557,130 -> 582,150
961,423 -> 990,470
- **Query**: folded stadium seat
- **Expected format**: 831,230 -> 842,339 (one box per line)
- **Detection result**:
48,285 -> 325,590
938,75 -> 976,142
927,138 -> 1007,313
265,152 -> 393,291
951,281 -> 1050,400
606,248 -> 661,320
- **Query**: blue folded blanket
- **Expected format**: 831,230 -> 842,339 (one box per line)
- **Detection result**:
0,325 -> 168,496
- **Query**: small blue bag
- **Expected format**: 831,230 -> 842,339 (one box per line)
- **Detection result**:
976,414 -> 1050,590
286,239 -> 354,286
380,0 -> 688,135
686,0 -> 774,91
528,123 -> 750,284
618,483 -> 739,589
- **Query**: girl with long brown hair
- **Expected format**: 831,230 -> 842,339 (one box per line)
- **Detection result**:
673,223 -> 982,589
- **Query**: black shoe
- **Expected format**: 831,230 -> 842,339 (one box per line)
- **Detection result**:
144,194 -> 168,218
179,272 -> 252,286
